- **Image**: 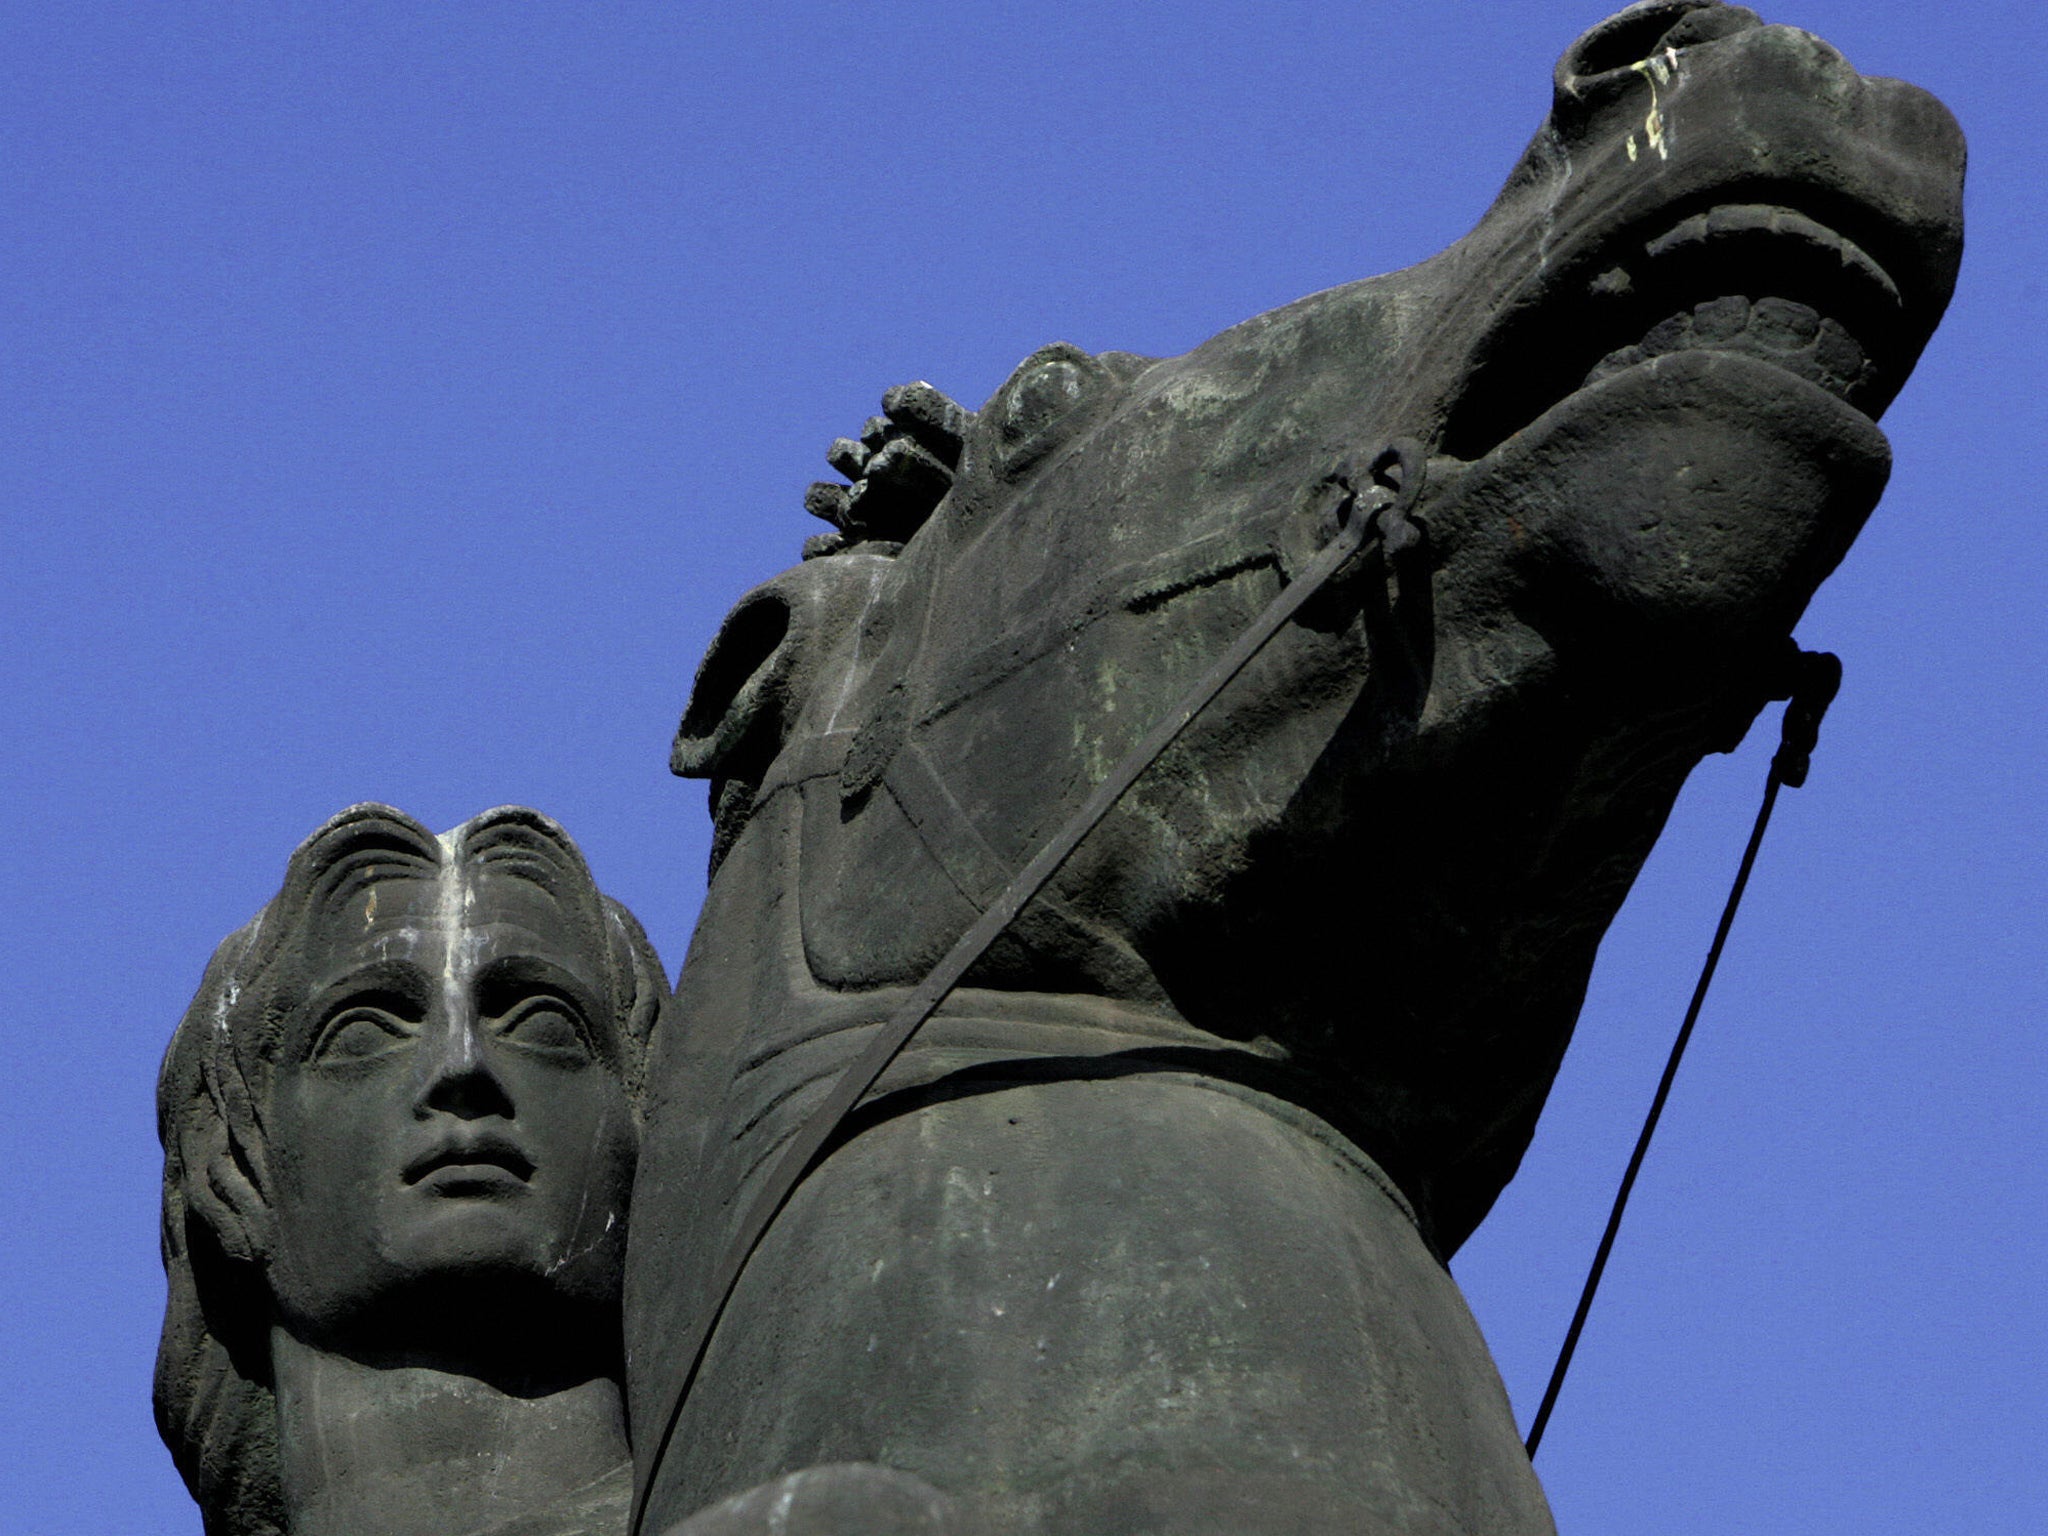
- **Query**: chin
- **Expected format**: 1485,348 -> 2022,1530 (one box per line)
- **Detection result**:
384,1201 -> 590,1290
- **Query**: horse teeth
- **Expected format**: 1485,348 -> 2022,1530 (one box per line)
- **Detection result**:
1692,294 -> 1750,342
1814,317 -> 1868,380
1751,297 -> 1821,348
1585,343 -> 1646,386
1582,295 -> 1871,405
1640,312 -> 1692,357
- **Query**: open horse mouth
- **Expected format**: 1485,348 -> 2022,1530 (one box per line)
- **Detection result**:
1577,202 -> 1900,404
1442,193 -> 1921,460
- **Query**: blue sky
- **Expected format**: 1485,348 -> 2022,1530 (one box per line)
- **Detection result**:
2,3 -> 2040,1531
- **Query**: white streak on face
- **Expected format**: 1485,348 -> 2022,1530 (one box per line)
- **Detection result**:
373,924 -> 425,965
435,831 -> 474,1068
545,1104 -> 606,1277
543,1097 -> 631,1280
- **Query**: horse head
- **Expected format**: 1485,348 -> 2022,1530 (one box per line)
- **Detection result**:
626,10 -> 1964,1529
665,2 -> 1960,1252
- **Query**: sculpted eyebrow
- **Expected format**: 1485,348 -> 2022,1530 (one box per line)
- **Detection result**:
306,962 -> 433,1021
472,955 -> 603,1017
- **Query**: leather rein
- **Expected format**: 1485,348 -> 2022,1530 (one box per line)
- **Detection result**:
628,440 -> 1427,1536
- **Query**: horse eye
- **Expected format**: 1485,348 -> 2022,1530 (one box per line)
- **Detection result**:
990,345 -> 1105,476
1002,358 -> 1088,444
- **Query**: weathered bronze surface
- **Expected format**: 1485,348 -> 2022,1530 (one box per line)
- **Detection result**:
637,5 -> 1962,1531
157,6 -> 1965,1532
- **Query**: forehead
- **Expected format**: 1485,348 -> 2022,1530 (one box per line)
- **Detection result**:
294,868 -> 608,993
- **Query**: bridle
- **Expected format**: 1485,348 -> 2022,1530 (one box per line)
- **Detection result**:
629,440 -> 1427,1536
628,437 -> 1840,1529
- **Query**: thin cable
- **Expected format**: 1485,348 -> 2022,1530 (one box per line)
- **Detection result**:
1522,770 -> 1780,1457
1524,650 -> 1838,1458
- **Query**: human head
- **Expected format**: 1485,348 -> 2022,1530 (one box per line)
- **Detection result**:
154,804 -> 667,1536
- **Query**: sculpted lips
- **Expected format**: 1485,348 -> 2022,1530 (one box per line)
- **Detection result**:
403,1135 -> 535,1191
1577,203 -> 1904,411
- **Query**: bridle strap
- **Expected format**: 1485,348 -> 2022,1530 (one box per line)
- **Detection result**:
1521,647 -> 1843,1458
628,441 -> 1424,1536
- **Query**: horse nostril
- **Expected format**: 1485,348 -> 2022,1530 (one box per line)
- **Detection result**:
1562,2 -> 1760,85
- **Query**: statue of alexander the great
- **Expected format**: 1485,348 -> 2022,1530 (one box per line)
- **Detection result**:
157,6 -> 1965,1533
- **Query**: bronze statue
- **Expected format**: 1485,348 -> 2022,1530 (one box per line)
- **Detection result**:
634,5 -> 1963,1532
154,5 -> 1968,1532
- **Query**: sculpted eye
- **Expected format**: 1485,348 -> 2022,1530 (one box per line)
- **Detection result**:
1003,358 -> 1088,442
494,998 -> 593,1065
991,343 -> 1107,476
311,1007 -> 413,1064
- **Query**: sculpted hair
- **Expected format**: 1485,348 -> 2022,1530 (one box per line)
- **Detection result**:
153,804 -> 667,1536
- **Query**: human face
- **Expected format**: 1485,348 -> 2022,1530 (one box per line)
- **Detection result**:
262,865 -> 636,1352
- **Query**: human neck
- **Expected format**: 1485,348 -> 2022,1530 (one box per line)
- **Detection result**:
270,1326 -> 628,1536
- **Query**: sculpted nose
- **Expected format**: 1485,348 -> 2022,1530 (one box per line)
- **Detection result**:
415,1016 -> 514,1121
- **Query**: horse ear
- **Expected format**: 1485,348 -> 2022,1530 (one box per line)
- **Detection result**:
672,553 -> 895,870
